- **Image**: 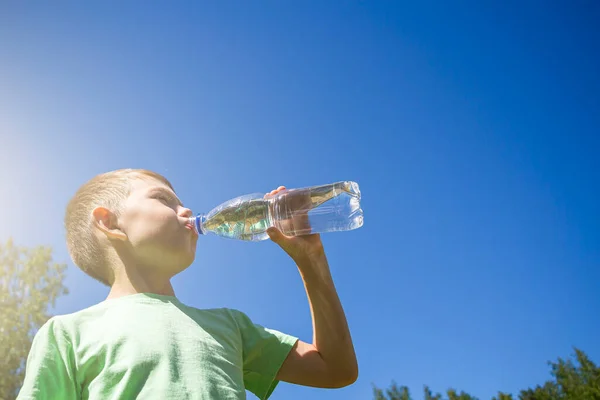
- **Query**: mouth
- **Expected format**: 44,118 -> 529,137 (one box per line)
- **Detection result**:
185,223 -> 198,236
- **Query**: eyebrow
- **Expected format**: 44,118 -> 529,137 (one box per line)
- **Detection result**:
148,187 -> 184,207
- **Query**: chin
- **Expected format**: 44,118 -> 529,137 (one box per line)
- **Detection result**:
153,246 -> 196,275
174,253 -> 196,272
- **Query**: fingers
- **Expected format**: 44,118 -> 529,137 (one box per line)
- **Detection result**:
271,186 -> 286,195
267,227 -> 288,245
265,186 -> 287,198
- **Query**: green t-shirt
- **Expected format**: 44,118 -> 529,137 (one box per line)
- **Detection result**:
17,293 -> 298,400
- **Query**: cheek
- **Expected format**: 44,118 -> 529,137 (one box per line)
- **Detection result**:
127,210 -> 180,246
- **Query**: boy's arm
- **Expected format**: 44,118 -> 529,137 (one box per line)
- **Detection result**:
267,227 -> 358,389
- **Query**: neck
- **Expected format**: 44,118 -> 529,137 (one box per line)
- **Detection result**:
107,262 -> 176,300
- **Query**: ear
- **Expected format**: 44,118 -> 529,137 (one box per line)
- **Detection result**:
92,207 -> 128,241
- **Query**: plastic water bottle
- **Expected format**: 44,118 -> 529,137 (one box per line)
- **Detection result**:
189,181 -> 363,241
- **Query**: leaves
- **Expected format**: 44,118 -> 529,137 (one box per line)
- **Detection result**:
492,393 -> 515,400
0,238 -> 68,399
373,349 -> 600,400
519,349 -> 600,400
424,385 -> 443,400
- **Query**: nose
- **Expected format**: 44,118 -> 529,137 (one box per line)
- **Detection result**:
179,206 -> 193,219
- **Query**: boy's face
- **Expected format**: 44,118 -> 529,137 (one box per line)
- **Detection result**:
117,176 -> 198,276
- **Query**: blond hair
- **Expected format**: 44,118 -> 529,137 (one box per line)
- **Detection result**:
65,169 -> 175,286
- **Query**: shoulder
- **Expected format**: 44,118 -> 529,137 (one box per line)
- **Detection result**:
35,302 -> 109,340
220,308 -> 276,336
220,307 -> 253,326
36,314 -> 71,337
30,315 -> 75,353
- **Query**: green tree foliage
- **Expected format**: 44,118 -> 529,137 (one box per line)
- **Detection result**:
372,383 -> 478,400
373,381 -> 412,400
374,349 -> 600,400
0,238 -> 68,399
519,349 -> 600,400
424,385 -> 443,400
492,393 -> 514,400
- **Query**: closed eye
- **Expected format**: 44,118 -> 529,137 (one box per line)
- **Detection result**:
149,188 -> 183,207
156,194 -> 177,205
156,195 -> 171,203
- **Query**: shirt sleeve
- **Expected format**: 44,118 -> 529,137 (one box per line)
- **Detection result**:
230,310 -> 298,400
17,317 -> 79,400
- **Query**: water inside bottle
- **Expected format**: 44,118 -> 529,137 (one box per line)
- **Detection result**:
201,195 -> 271,241
199,181 -> 363,241
272,181 -> 363,238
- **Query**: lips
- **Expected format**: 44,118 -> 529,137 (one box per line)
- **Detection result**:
185,223 -> 198,236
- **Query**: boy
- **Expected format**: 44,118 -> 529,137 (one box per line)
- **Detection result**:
18,169 -> 358,399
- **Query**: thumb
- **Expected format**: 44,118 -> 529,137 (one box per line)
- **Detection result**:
267,227 -> 287,245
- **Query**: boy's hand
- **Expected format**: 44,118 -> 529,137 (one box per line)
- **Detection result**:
265,186 -> 325,266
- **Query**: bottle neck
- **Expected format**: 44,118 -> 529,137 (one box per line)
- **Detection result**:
190,214 -> 207,235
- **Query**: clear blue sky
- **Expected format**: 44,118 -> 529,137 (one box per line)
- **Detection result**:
1,2 -> 599,399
